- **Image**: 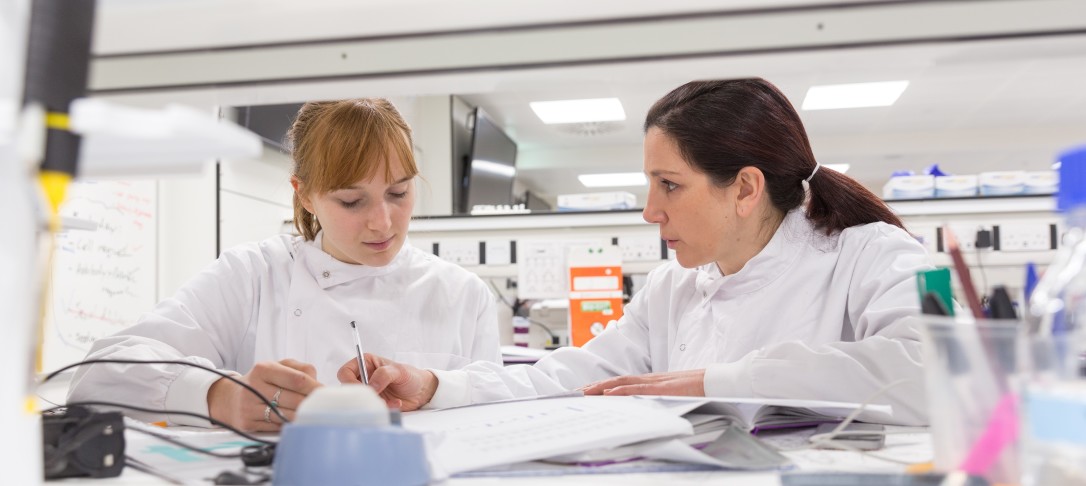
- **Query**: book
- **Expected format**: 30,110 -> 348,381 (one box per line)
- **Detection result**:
646,396 -> 894,433
542,396 -> 892,468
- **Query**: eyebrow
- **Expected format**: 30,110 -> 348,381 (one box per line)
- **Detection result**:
343,176 -> 414,190
648,169 -> 682,177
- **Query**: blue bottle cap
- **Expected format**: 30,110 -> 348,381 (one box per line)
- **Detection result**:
924,163 -> 948,177
1058,145 -> 1086,212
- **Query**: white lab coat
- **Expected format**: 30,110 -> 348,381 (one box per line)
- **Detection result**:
429,209 -> 933,425
68,233 -> 501,425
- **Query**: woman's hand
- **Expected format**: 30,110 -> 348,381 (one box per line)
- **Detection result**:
337,354 -> 438,411
580,369 -> 706,397
207,358 -> 322,432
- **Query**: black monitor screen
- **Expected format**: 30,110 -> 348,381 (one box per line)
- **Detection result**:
464,108 -> 517,210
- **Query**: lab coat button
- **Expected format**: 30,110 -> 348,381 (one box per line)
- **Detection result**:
679,344 -> 686,351
702,290 -> 707,298
322,271 -> 330,278
294,309 -> 302,316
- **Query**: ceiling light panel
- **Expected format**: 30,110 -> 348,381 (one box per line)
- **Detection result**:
578,172 -> 647,188
530,98 -> 626,124
802,81 -> 909,110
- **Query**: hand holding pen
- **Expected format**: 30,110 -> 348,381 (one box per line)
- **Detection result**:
335,352 -> 439,412
350,320 -> 370,385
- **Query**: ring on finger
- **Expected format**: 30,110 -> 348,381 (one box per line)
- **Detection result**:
263,405 -> 272,423
271,388 -> 282,408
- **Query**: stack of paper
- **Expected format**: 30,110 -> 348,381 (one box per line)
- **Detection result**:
402,396 -> 692,474
404,395 -> 892,478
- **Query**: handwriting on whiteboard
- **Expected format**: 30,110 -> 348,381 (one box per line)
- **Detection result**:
45,180 -> 157,371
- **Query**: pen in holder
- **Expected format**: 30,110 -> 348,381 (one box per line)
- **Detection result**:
919,316 -> 1024,485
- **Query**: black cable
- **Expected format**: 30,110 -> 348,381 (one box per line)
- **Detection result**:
124,456 -> 185,485
42,358 -> 288,423
485,278 -> 560,345
976,247 -> 989,301
44,402 -> 275,446
528,319 -> 559,346
485,278 -> 516,309
126,425 -> 244,459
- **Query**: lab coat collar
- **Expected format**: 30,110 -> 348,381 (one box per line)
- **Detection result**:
696,208 -> 813,298
296,232 -> 411,289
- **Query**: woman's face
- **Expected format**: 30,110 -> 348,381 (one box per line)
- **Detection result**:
642,128 -> 740,269
297,152 -> 415,266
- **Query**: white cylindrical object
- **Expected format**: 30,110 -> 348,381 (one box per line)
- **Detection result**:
512,316 -> 530,347
1,1 -> 44,482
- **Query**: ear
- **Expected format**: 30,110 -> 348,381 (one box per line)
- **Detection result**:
291,176 -> 316,214
733,166 -> 767,218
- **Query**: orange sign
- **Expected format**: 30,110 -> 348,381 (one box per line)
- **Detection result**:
568,257 -> 623,347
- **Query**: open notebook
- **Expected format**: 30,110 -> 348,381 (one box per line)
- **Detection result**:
644,396 -> 894,433
404,394 -> 891,477
542,396 -> 893,468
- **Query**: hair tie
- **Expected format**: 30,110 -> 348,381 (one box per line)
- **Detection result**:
805,163 -> 821,183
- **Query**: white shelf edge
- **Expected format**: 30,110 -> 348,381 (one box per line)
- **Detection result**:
886,196 -> 1055,216
411,211 -> 651,232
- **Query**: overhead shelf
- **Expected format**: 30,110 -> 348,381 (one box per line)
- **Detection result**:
411,209 -> 649,232
413,195 -> 1058,233
885,194 -> 1055,216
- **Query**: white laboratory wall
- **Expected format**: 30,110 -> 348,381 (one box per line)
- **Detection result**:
157,168 -> 218,300
218,150 -> 295,251
408,95 -> 454,216
411,196 -> 1062,346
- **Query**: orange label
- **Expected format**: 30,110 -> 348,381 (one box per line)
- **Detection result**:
568,266 -> 623,347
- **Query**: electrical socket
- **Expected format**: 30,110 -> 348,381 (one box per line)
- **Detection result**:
438,240 -> 480,266
998,223 -> 1053,252
484,239 -> 512,265
907,225 -> 939,254
618,235 -> 662,262
941,224 -> 989,252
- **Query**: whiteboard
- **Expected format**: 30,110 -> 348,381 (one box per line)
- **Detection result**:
43,180 -> 157,373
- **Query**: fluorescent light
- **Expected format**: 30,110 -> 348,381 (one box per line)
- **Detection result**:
801,81 -> 909,110
823,163 -> 850,174
472,159 -> 516,178
530,98 -> 626,124
578,172 -> 646,188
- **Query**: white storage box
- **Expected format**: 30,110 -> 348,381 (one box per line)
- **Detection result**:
979,171 -> 1026,196
934,175 -> 978,198
882,175 -> 935,200
557,192 -> 637,211
1024,171 -> 1058,195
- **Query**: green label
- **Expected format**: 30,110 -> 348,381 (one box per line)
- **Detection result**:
581,301 -> 612,312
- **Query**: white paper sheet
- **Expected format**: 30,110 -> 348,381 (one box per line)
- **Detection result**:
402,396 -> 692,474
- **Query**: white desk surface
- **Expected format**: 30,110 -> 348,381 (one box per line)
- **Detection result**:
50,425 -> 932,485
41,374 -> 932,485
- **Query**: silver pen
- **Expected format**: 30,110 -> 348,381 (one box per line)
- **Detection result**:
349,320 -> 370,385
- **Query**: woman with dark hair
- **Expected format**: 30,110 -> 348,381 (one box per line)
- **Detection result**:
340,78 -> 934,425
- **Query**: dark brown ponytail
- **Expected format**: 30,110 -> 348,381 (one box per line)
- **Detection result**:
644,78 -> 903,234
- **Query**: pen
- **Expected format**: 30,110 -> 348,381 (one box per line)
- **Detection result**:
1023,262 -> 1038,302
349,321 -> 369,385
943,226 -> 985,319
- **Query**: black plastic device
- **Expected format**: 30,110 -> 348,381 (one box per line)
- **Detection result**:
42,406 -> 126,479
